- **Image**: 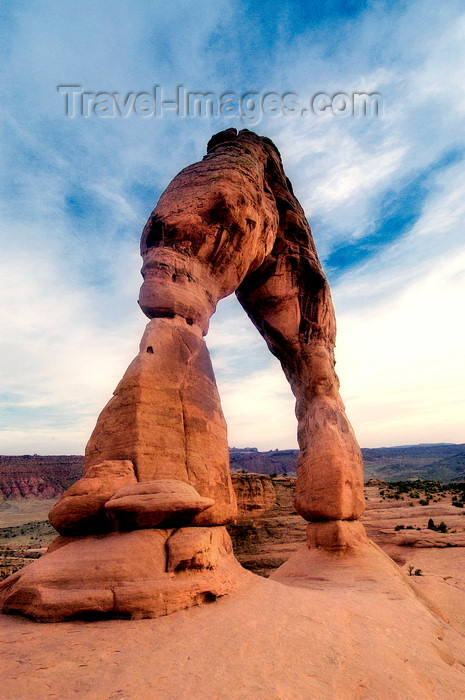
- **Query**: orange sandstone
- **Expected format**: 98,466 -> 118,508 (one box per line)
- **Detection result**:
0,129 -> 365,622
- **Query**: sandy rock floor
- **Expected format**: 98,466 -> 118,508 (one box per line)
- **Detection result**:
2,487 -> 465,698
0,569 -> 464,699
2,542 -> 465,699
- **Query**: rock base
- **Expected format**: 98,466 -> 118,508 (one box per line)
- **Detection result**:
0,526 -> 247,622
270,520 -> 380,585
270,519 -> 441,601
305,519 -> 369,551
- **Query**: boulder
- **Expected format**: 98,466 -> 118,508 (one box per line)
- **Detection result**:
48,460 -> 137,535
104,479 -> 215,530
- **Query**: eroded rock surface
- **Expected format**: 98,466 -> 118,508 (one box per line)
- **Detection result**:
0,526 -> 243,622
48,460 -> 137,535
1,129 -> 366,622
231,473 -> 276,518
104,480 -> 215,530
85,318 -> 236,526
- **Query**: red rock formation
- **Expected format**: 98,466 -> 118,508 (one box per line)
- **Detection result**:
0,129 -> 365,621
85,318 -> 236,525
0,456 -> 83,500
0,527 -> 242,622
48,460 -> 137,535
231,473 -> 276,518
137,128 -> 364,526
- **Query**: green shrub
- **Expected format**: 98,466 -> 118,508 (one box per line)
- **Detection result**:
427,518 -> 448,533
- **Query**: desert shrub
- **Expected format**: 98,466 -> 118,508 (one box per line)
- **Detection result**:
427,518 -> 448,533
419,499 -> 429,506
407,565 -> 422,576
394,524 -> 405,531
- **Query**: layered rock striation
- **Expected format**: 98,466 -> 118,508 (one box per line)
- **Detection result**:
0,456 -> 83,500
231,473 -> 276,519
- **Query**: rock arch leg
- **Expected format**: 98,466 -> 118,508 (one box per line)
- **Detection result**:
237,261 -> 365,526
235,142 -> 366,548
83,316 -> 237,526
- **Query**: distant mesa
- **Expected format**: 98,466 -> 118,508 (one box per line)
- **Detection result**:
0,455 -> 83,500
229,446 -> 259,453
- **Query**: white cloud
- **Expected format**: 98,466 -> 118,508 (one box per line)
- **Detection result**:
215,366 -> 297,451
334,250 -> 465,447
0,218 -> 146,454
1,0 -> 464,454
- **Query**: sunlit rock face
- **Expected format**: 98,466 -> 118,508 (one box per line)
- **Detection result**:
138,127 -> 364,523
84,317 -> 236,527
231,473 -> 277,518
0,129 -> 365,622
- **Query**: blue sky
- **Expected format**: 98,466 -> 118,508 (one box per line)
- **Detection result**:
1,0 -> 464,454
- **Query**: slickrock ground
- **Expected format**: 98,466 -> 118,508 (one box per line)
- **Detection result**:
363,485 -> 465,637
1,545 -> 465,699
229,478 -> 465,603
2,481 -> 465,697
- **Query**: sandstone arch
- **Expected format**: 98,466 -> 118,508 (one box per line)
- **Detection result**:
134,127 -> 363,523
0,129 -> 366,621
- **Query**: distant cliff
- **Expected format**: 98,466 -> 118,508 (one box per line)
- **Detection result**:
229,444 -> 465,482
1,444 -> 465,499
361,444 -> 465,482
0,456 -> 83,499
229,449 -> 299,476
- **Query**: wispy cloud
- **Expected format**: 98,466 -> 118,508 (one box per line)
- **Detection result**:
0,0 -> 464,453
